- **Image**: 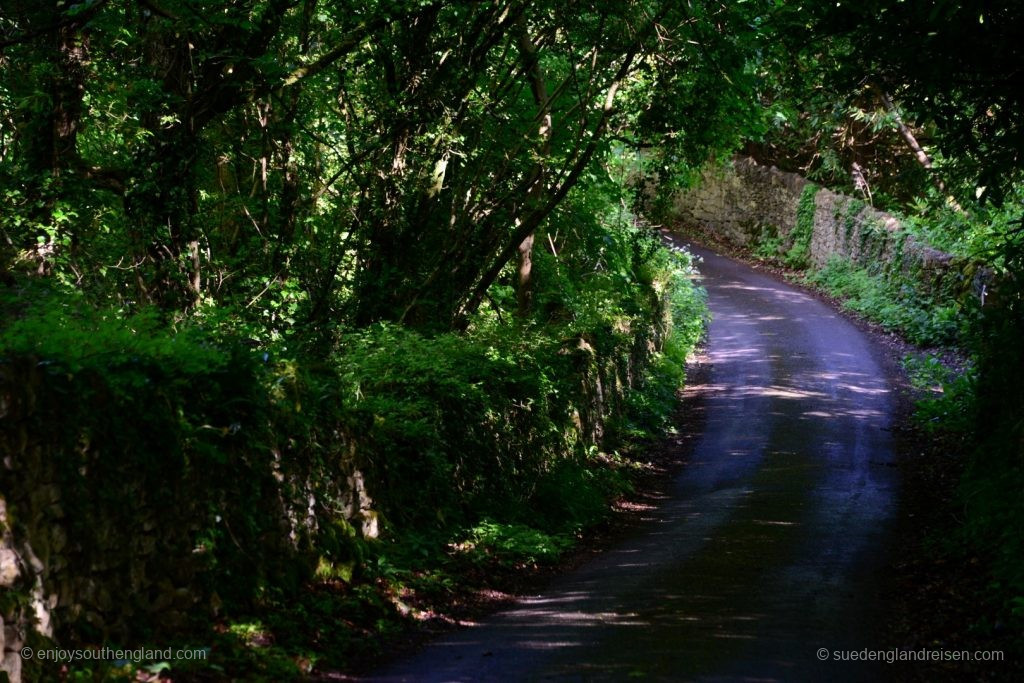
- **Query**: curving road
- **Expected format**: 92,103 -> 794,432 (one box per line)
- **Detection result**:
367,240 -> 900,682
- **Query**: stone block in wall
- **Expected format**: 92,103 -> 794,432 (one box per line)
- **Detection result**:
0,548 -> 18,587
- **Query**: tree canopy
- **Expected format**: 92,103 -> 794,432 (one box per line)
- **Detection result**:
0,0 -> 766,337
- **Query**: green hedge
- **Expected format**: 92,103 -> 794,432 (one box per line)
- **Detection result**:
0,230 -> 706,666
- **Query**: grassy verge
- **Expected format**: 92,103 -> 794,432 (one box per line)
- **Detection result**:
803,256 -> 966,347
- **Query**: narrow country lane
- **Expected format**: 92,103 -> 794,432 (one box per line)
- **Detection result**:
366,241 -> 900,682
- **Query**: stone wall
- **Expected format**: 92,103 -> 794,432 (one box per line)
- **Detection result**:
667,157 -> 991,302
0,356 -> 374,683
669,157 -> 810,250
0,307 -> 670,681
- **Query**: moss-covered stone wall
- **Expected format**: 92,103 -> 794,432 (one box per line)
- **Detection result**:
667,156 -> 991,303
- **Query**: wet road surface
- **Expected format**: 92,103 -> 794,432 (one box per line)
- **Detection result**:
367,242 -> 900,681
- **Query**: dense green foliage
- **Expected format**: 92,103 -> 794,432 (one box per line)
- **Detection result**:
805,257 -> 965,347
786,184 -> 818,268
745,1 -> 1024,207
0,0 -> 757,331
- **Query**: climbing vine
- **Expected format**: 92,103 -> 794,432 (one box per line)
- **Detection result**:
785,183 -> 820,268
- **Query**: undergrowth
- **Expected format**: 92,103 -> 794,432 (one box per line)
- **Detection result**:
902,353 -> 977,435
804,256 -> 965,346
901,344 -> 1024,650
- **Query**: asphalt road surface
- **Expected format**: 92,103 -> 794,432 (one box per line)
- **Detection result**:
367,241 -> 900,682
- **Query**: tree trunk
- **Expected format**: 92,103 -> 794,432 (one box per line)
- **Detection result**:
878,91 -> 932,167
870,84 -> 961,210
514,14 -> 552,317
516,231 -> 535,314
19,4 -> 90,274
